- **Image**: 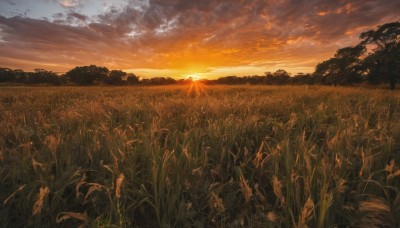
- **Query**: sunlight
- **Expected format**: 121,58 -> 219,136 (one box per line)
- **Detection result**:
185,79 -> 207,97
186,73 -> 202,81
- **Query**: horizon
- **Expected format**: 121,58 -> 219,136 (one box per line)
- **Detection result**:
0,64 -> 314,80
0,0 -> 399,80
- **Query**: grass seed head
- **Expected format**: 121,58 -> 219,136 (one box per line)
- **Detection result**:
298,197 -> 314,228
266,211 -> 277,223
32,186 -> 50,216
115,173 -> 125,199
272,175 -> 285,206
239,175 -> 253,204
210,192 -> 225,213
44,135 -> 59,152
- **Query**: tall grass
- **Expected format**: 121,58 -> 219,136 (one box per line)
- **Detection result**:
0,85 -> 399,227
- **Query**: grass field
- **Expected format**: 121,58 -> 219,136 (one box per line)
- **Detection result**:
1,84 -> 400,227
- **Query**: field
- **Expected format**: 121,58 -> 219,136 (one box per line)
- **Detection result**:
1,84 -> 400,227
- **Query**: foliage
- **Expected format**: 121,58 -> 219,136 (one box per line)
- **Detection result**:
0,68 -> 27,83
0,68 -> 16,83
314,45 -> 366,85
144,77 -> 177,85
24,69 -> 61,85
66,65 -> 109,85
266,69 -> 291,85
106,70 -> 127,85
1,85 -> 400,227
313,21 -> 399,89
126,73 -> 140,85
360,22 -> 400,89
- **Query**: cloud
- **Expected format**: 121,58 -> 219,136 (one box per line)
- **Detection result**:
129,0 -> 150,12
68,12 -> 87,21
58,0 -> 83,8
4,0 -> 17,6
0,0 -> 399,76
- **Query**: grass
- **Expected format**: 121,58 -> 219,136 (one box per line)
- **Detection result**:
1,84 -> 400,227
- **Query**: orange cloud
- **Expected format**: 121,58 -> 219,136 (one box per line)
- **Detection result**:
0,0 -> 399,78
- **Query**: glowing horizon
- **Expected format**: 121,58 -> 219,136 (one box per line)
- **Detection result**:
0,0 -> 399,79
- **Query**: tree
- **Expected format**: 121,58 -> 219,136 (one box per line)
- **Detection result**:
126,73 -> 139,85
265,69 -> 291,84
106,70 -> 127,85
359,51 -> 385,85
215,76 -> 243,84
334,45 -> 365,84
246,75 -> 266,84
0,68 -> 28,83
66,65 -> 109,85
292,73 -> 315,85
176,78 -> 193,85
148,77 -> 176,85
24,69 -> 61,85
0,68 -> 16,83
313,45 -> 365,86
359,22 -> 400,89
274,69 -> 291,84
13,69 -> 27,83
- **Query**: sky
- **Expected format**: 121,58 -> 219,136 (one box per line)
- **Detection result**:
0,0 -> 399,79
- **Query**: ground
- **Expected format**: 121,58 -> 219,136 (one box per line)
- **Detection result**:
0,85 -> 399,227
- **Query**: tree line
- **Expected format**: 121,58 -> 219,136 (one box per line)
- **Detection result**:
0,66 -> 139,86
0,22 -> 398,88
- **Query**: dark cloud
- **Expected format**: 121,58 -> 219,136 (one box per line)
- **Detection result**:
68,12 -> 87,21
4,0 -> 17,6
0,0 -> 399,76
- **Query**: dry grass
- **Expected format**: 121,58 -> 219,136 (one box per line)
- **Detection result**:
0,84 -> 400,227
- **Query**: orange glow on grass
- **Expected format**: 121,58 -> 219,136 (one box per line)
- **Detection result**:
186,80 -> 207,97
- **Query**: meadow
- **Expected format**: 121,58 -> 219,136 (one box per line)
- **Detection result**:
0,84 -> 399,227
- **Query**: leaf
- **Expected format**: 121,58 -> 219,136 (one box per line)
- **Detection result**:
3,185 -> 26,205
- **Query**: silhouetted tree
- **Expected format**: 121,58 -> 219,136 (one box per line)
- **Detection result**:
292,73 -> 315,85
245,75 -> 266,84
265,69 -> 291,84
13,69 -> 27,83
215,76 -> 245,84
24,69 -> 61,85
177,78 -> 193,85
358,53 -> 382,85
126,73 -> 139,85
58,74 -> 69,84
147,77 -> 176,85
0,68 -> 28,83
0,68 -> 16,83
314,45 -> 365,86
360,22 -> 400,89
314,59 -> 337,85
66,65 -> 109,85
141,79 -> 151,84
274,69 -> 291,84
200,79 -> 214,85
106,70 -> 126,85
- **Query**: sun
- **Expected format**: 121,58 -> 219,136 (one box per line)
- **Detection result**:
185,73 -> 202,81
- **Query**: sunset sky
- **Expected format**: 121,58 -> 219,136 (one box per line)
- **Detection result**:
0,0 -> 399,79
